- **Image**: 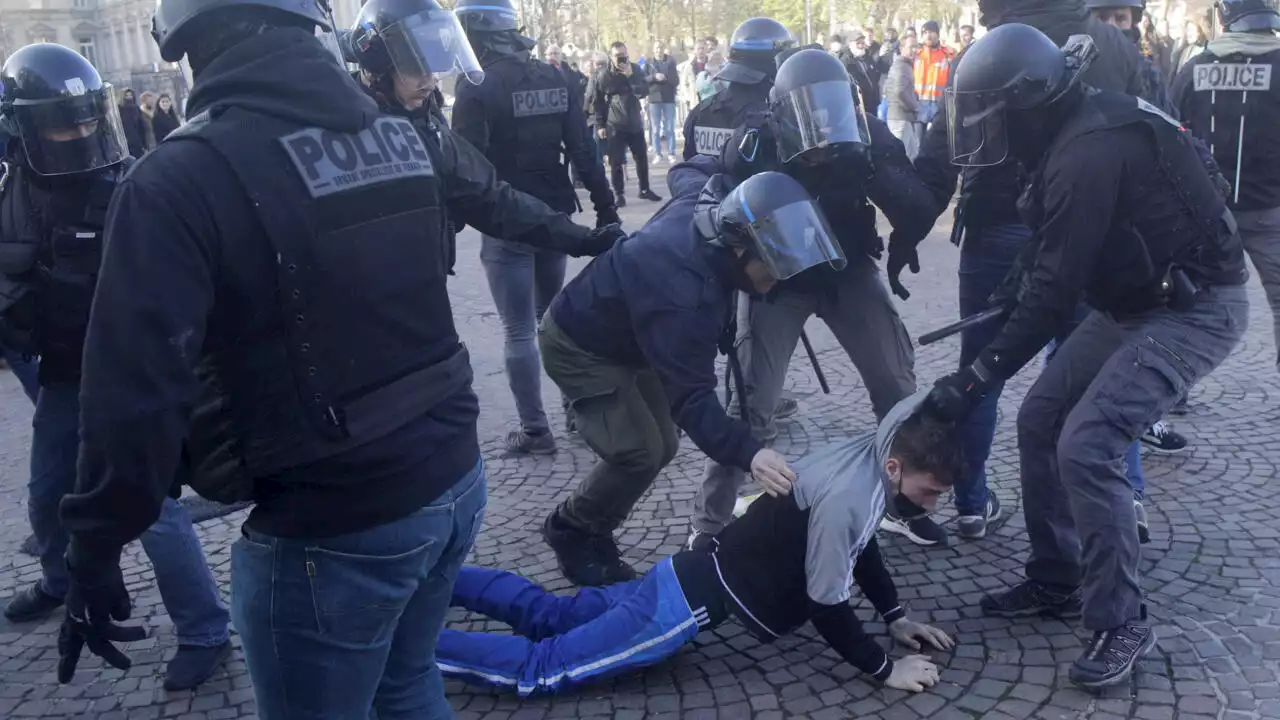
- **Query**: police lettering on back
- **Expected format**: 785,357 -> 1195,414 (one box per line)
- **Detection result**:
1194,63 -> 1273,92
693,125 -> 736,156
512,87 -> 569,118
280,116 -> 435,199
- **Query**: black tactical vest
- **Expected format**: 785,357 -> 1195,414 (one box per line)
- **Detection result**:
171,107 -> 472,502
687,82 -> 770,157
477,58 -> 576,212
1179,48 -> 1280,211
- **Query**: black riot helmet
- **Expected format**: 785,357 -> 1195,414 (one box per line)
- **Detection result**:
718,17 -> 796,84
153,0 -> 340,65
0,43 -> 127,176
349,0 -> 484,85
1217,0 -> 1280,32
454,0 -> 519,34
946,24 -> 1096,166
699,171 -> 846,283
768,48 -> 870,165
1084,0 -> 1145,24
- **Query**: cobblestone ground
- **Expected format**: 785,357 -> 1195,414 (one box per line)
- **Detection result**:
2,167 -> 1280,719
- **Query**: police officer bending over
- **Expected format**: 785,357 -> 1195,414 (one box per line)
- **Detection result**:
693,49 -> 931,550
0,43 -> 233,692
927,26 -> 1249,690
683,17 -> 795,161
451,0 -> 619,454
541,155 -> 847,586
1173,0 -> 1280,374
53,0 -> 622,715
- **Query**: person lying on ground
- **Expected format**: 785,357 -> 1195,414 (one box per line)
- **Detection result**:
435,390 -> 963,696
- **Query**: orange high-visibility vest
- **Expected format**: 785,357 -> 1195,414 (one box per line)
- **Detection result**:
914,45 -> 954,103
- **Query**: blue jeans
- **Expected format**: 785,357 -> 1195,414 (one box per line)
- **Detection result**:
648,102 -> 677,156
232,458 -> 486,720
30,382 -> 228,646
2,344 -> 38,403
437,557 -> 700,697
954,224 -> 1029,516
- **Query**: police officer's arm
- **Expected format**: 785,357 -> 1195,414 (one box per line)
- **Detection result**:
437,126 -> 592,253
563,79 -> 615,213
59,156 -> 215,560
682,100 -> 701,161
912,95 -> 962,217
864,117 -> 938,244
974,133 -> 1127,380
449,82 -> 490,156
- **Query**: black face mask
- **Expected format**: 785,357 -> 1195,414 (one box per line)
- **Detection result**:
892,491 -> 930,521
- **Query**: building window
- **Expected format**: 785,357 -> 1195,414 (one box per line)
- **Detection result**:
78,37 -> 97,67
73,0 -> 88,7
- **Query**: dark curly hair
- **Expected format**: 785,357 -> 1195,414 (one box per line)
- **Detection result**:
888,411 -> 966,486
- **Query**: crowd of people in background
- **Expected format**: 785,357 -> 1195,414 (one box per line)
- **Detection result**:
115,87 -> 184,157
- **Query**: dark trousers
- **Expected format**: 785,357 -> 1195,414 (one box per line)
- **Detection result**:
607,129 -> 651,196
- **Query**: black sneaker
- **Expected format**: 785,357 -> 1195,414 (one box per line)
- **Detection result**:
880,514 -> 950,547
980,580 -> 1082,619
164,641 -> 232,691
1070,607 -> 1157,690
20,533 -> 38,557
1141,422 -> 1187,454
774,396 -> 799,420
3,582 -> 63,623
638,189 -> 663,202
615,195 -> 627,208
957,494 -> 1003,540
1135,499 -> 1150,544
542,511 -> 637,587
505,428 -> 557,455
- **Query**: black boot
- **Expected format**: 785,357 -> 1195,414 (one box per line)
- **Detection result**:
542,509 -> 637,587
164,640 -> 232,691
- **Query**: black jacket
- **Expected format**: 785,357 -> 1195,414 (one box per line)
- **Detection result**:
590,62 -> 648,133
549,156 -> 762,472
838,49 -> 882,112
151,108 -> 182,143
60,29 -> 595,561
118,101 -> 150,157
646,55 -> 680,104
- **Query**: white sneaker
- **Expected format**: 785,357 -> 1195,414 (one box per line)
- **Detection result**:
651,153 -> 663,165
667,153 -> 679,164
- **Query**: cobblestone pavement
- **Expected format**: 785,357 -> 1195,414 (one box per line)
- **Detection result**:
2,167 -> 1280,719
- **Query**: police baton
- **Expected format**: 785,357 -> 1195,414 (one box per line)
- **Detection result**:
918,307 -> 1007,346
799,330 -> 831,394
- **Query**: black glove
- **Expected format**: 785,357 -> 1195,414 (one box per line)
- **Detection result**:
57,548 -> 148,683
578,222 -> 627,256
596,206 -> 621,228
887,241 -> 920,300
925,364 -> 993,422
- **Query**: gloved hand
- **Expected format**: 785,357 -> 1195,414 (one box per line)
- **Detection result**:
884,654 -> 941,692
890,617 -> 955,651
577,222 -> 627,256
57,552 -> 148,683
887,241 -> 920,300
596,206 -> 621,228
925,364 -> 992,422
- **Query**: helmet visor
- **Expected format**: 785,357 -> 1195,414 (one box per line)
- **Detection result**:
15,85 -> 127,175
733,196 -> 847,279
382,9 -> 485,86
772,79 -> 870,164
945,87 -> 1009,167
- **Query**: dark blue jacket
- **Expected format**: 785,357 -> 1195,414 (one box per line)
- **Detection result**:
549,156 -> 761,472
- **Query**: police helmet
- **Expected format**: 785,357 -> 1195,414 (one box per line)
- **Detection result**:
454,0 -> 519,34
704,171 -> 846,281
946,24 -> 1096,166
768,48 -> 870,165
350,0 -> 484,85
718,17 -> 795,84
153,0 -> 334,63
0,43 -> 127,176
1084,0 -> 1145,25
1217,0 -> 1280,32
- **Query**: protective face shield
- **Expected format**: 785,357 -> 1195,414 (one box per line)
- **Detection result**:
5,85 -> 127,176
713,171 -> 847,281
771,79 -> 871,164
373,6 -> 485,86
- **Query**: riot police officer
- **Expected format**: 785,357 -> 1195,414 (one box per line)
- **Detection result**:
0,43 -> 232,691
929,25 -> 1248,690
690,49 -> 932,549
682,17 -> 794,160
452,0 -> 619,454
53,0 -> 623,714
1173,0 -> 1280,374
